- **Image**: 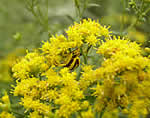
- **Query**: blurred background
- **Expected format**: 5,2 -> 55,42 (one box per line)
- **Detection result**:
0,0 -> 150,106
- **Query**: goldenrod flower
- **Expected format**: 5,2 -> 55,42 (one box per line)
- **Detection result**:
11,18 -> 150,118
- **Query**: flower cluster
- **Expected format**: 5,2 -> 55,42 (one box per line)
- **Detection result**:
41,19 -> 110,66
11,18 -> 150,118
81,38 -> 150,117
0,92 -> 15,118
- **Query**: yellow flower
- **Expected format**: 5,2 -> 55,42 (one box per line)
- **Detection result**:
0,111 -> 15,118
29,111 -> 42,118
1,92 -> 10,105
97,37 -> 141,58
0,92 -> 11,111
12,51 -> 48,80
81,107 -> 94,118
66,18 -> 111,47
21,97 -> 51,116
11,18 -> 150,118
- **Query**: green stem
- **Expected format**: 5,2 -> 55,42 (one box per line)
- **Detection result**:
120,0 -> 126,35
11,104 -> 21,108
76,66 -> 82,80
30,6 -> 44,26
86,45 -> 92,55
80,47 -> 87,64
12,110 -> 24,117
145,7 -> 150,14
99,106 -> 106,118
76,46 -> 91,80
81,0 -> 89,18
74,0 -> 81,21
24,0 -> 48,31
74,0 -> 89,21
126,18 -> 138,31
141,0 -> 144,12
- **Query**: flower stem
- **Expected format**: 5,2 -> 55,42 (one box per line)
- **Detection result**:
80,47 -> 87,64
100,106 -> 106,118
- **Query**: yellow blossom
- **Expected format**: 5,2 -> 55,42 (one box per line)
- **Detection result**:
29,111 -> 42,118
21,97 -> 51,116
81,107 -> 94,118
0,111 -> 15,118
11,18 -> 150,118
